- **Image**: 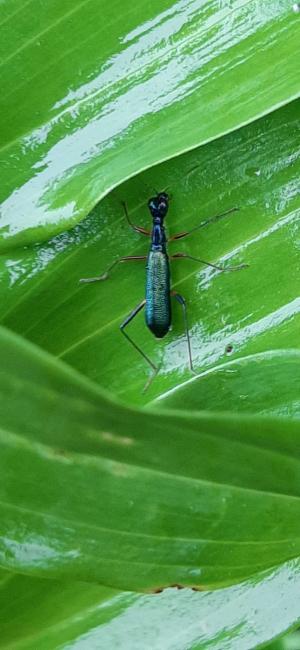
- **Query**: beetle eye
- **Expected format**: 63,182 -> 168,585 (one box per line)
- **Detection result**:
159,201 -> 167,212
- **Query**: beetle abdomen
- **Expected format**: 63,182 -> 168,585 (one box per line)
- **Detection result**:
145,251 -> 171,338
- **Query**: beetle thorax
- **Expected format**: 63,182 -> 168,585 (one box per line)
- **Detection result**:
152,222 -> 166,248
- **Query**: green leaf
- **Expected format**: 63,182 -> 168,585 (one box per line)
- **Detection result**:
1,0 -> 299,247
1,99 -> 299,404
1,324 -> 300,591
2,0 -> 300,645
1,560 -> 300,649
154,349 -> 300,417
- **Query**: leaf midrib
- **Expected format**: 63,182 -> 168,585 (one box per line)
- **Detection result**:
2,421 -> 300,505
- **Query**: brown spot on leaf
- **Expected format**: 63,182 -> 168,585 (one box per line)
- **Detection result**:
150,583 -> 187,594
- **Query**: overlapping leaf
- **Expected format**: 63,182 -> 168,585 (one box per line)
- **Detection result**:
1,0 -> 300,647
1,100 -> 299,404
1,0 -> 299,247
155,350 -> 300,417
1,325 -> 300,592
1,561 -> 300,649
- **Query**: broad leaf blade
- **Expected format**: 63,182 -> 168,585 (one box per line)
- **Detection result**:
1,0 -> 299,247
1,100 -> 299,404
1,325 -> 300,590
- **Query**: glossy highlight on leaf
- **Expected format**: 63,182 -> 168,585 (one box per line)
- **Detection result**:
155,350 -> 300,417
1,0 -> 300,645
0,0 -> 299,247
1,560 -> 300,649
1,99 -> 299,404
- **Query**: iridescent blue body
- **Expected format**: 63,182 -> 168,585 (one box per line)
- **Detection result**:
79,190 -> 246,388
145,204 -> 171,338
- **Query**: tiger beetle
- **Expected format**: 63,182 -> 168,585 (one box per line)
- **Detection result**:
80,193 -> 247,390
